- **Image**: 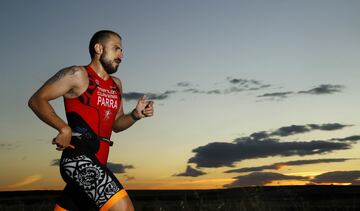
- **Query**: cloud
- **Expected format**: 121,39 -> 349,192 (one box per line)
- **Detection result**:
183,88 -> 203,94
247,131 -> 269,140
147,91 -> 177,100
227,78 -> 268,88
126,82 -> 344,104
188,122 -> 357,168
225,77 -> 272,93
107,162 -> 134,174
308,123 -> 350,131
0,143 -> 16,150
224,170 -> 360,187
179,77 -> 272,96
122,92 -> 144,100
175,80 -> 344,103
177,82 -> 191,87
225,158 -> 352,173
257,91 -> 294,99
7,175 -> 42,188
298,84 -> 345,95
122,91 -> 176,101
334,135 -> 360,142
182,88 -> 222,95
258,84 -> 345,101
189,139 -> 350,168
228,78 -> 256,85
174,165 -> 207,177
224,172 -> 309,188
311,171 -> 360,185
51,159 -> 60,166
271,125 -> 311,137
224,87 -> 245,93
206,89 -> 222,95
235,123 -> 350,142
188,123 -> 354,168
271,123 -> 350,137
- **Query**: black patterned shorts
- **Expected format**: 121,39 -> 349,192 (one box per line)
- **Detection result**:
56,151 -> 127,210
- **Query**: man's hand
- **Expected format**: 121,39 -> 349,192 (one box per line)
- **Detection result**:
133,96 -> 154,119
52,126 -> 74,151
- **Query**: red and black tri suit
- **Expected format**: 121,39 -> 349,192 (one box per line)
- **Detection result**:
64,65 -> 120,165
55,66 -> 127,211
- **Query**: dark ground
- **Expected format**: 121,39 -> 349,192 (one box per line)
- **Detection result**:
0,186 -> 360,211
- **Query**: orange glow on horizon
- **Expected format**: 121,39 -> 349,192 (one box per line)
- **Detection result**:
265,180 -> 310,186
265,180 -> 353,186
124,178 -> 235,190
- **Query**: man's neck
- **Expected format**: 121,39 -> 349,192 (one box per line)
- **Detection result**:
88,61 -> 110,80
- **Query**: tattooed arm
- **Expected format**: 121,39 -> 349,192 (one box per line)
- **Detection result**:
28,66 -> 87,150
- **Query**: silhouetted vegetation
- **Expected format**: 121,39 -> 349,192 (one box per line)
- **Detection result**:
1,186 -> 360,211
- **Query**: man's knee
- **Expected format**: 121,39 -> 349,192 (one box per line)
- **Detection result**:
54,204 -> 68,211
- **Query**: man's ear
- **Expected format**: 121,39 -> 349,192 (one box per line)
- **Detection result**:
94,43 -> 103,55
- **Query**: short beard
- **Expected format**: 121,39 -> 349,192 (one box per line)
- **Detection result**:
100,54 -> 118,74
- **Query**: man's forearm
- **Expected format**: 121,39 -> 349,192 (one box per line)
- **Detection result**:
28,97 -> 69,132
113,110 -> 140,133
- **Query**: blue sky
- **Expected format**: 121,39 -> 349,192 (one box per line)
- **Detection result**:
0,0 -> 360,190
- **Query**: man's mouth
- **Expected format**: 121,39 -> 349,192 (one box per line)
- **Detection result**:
114,59 -> 122,64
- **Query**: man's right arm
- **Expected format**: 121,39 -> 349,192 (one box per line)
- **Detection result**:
28,66 -> 86,149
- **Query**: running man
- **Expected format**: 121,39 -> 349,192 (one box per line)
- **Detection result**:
28,30 -> 154,211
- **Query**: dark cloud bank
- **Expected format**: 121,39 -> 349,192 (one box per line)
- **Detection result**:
188,123 -> 356,168
189,139 -> 351,168
311,171 -> 360,185
225,158 -> 353,174
226,170 -> 360,188
224,172 -> 309,188
177,122 -> 360,187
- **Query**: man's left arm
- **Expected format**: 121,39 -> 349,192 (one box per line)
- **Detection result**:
112,77 -> 154,133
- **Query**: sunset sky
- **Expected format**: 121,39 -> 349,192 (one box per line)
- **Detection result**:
0,0 -> 360,191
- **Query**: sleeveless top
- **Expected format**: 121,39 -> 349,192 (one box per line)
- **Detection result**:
64,66 -> 121,165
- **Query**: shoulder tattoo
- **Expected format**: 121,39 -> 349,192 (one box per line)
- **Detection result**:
45,66 -> 78,85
